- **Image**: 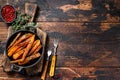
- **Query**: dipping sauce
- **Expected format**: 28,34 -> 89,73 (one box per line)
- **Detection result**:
1,5 -> 16,23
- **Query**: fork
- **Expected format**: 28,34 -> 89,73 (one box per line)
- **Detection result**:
49,39 -> 59,77
41,50 -> 52,80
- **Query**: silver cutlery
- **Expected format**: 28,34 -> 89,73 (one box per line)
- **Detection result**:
41,50 -> 52,80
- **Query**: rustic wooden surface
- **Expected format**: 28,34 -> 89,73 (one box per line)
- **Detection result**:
0,0 -> 120,80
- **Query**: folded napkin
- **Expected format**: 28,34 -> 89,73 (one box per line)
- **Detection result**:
2,27 -> 47,75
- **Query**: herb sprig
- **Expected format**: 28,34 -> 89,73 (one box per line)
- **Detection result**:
11,12 -> 37,31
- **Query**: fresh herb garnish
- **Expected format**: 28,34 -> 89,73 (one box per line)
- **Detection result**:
11,12 -> 37,31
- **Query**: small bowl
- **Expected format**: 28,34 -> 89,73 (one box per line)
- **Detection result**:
1,5 -> 16,23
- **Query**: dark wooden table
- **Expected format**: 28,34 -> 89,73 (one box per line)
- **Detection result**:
0,0 -> 120,80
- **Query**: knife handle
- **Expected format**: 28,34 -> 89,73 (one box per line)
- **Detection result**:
49,55 -> 56,77
41,61 -> 48,80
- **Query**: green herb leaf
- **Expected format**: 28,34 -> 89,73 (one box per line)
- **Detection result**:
11,11 -> 37,32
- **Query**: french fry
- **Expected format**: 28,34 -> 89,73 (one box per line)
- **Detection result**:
8,35 -> 31,52
10,53 -> 40,64
29,44 -> 42,56
8,33 -> 32,52
18,53 -> 41,65
8,33 -> 43,66
18,39 -> 29,47
8,38 -> 29,56
8,40 -> 28,53
10,58 -> 22,64
8,46 -> 14,53
8,45 -> 22,57
33,45 -> 42,54
12,49 -> 25,60
13,33 -> 33,47
21,35 -> 35,61
29,40 -> 41,56
15,47 -> 23,53
8,32 -> 21,49
10,35 -> 35,63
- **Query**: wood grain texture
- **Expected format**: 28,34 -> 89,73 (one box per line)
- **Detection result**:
38,22 -> 120,67
0,23 -> 8,42
0,22 -> 120,67
0,67 -> 120,80
0,23 -> 119,79
25,0 -> 120,22
0,0 -> 120,79
0,0 -> 120,22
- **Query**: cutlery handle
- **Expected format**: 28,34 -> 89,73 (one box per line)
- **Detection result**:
49,55 -> 56,77
41,61 -> 49,80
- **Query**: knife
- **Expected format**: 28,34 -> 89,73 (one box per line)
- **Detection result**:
41,50 -> 51,80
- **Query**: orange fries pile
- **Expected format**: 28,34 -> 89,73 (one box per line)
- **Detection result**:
7,32 -> 42,65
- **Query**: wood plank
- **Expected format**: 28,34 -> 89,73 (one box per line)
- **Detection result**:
0,0 -> 7,21
38,22 -> 120,67
0,0 -> 120,22
34,0 -> 120,22
0,0 -> 119,79
0,67 -> 120,80
0,22 -> 120,67
0,22 -> 8,42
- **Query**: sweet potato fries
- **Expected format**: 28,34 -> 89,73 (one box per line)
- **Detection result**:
7,32 -> 42,65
